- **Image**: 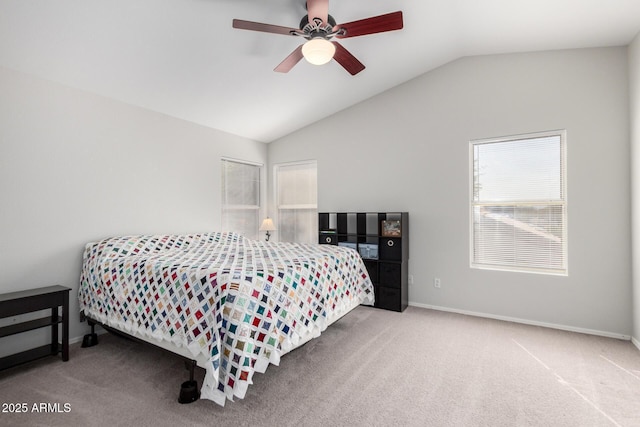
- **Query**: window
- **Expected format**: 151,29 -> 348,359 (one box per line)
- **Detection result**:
470,130 -> 567,275
221,158 -> 261,239
275,161 -> 318,244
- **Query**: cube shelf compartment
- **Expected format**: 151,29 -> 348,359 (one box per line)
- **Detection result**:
319,212 -> 408,312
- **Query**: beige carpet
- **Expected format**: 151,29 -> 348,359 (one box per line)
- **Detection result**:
1,306 -> 639,426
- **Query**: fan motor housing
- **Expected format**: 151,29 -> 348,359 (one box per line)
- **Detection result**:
299,14 -> 337,33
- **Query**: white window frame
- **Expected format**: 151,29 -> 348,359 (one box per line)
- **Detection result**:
221,157 -> 262,240
274,160 -> 318,244
469,130 -> 568,275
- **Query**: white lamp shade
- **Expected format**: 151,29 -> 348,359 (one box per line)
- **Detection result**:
302,38 -> 336,65
259,218 -> 276,231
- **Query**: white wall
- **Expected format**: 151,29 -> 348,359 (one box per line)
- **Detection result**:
0,66 -> 267,353
630,33 -> 640,348
269,47 -> 632,337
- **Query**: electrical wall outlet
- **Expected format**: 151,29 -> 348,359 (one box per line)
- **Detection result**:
434,277 -> 441,288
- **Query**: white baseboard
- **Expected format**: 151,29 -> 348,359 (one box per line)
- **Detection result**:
409,301 -> 631,341
632,336 -> 640,351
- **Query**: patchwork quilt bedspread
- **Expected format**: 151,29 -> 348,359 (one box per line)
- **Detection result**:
78,232 -> 374,405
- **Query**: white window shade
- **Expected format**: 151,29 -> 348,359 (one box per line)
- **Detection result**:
276,161 -> 318,244
277,163 -> 317,207
221,159 -> 261,240
222,159 -> 260,206
470,131 -> 567,275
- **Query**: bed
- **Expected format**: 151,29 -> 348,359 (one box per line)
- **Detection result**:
78,231 -> 374,406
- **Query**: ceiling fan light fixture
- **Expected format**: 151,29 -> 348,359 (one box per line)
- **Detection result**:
301,37 -> 336,65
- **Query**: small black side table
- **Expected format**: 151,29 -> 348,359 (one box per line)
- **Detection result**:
0,285 -> 70,370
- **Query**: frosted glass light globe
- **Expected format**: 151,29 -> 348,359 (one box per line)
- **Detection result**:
302,38 -> 336,65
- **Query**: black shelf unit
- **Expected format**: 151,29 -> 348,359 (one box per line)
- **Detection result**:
0,285 -> 70,371
319,212 -> 408,312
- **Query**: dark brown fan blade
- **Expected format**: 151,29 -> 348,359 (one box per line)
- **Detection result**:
232,19 -> 299,36
335,11 -> 403,38
307,0 -> 329,24
332,42 -> 365,75
274,45 -> 304,73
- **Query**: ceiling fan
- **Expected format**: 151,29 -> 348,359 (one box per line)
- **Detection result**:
232,0 -> 403,75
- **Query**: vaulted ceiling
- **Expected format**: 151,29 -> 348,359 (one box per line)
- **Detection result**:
1,0 -> 640,142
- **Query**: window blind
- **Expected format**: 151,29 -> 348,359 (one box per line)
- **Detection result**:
470,132 -> 567,275
221,159 -> 261,239
276,161 -> 318,244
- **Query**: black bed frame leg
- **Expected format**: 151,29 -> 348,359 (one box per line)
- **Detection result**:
178,359 -> 200,404
81,321 -> 99,348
